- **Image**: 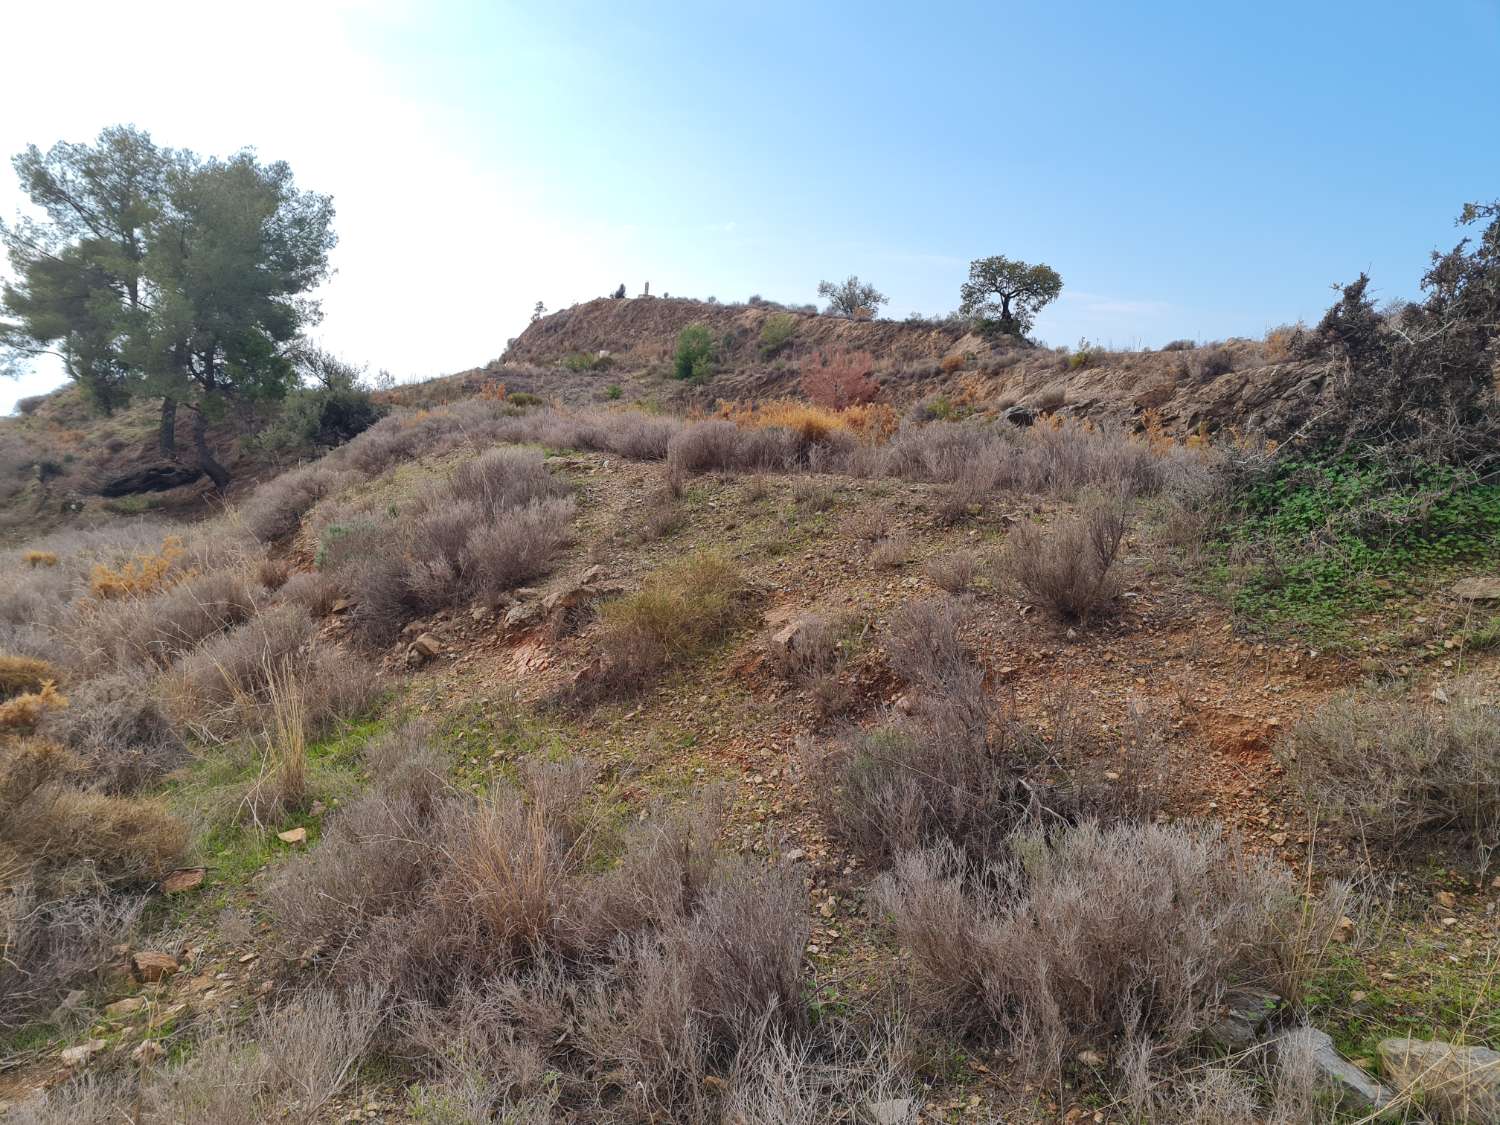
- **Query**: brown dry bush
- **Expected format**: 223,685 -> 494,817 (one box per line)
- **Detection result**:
241,463 -> 364,542
0,739 -> 187,881
873,821 -> 1304,1077
999,495 -> 1128,622
0,654 -> 60,698
1279,689 -> 1500,867
1,880 -> 145,1033
925,549 -> 977,593
169,604 -> 375,742
581,551 -> 750,700
867,532 -> 912,571
0,681 -> 67,731
268,744 -> 811,1120
280,569 -> 343,617
82,569 -> 258,670
813,597 -> 1048,863
15,986 -> 386,1123
39,669 -> 185,793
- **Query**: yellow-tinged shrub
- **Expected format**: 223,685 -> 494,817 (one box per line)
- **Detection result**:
89,535 -> 187,599
0,681 -> 67,731
715,398 -> 899,444
22,550 -> 58,568
0,655 -> 61,699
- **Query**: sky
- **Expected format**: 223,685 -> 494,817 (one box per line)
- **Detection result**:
2,0 -> 1498,413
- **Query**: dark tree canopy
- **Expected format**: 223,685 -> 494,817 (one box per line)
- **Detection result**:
817,275 -> 887,319
959,256 -> 1063,338
1,126 -> 336,488
1,125 -> 169,413
1308,200 -> 1500,468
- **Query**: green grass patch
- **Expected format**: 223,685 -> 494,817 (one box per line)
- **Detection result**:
1215,457 -> 1500,639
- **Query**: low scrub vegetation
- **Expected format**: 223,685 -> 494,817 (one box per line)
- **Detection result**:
267,736 -> 813,1120
579,551 -> 750,700
873,821 -> 1311,1076
1280,689 -> 1500,867
998,494 -> 1129,622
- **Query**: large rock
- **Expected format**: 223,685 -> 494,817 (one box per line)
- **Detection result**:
98,464 -> 203,497
1204,986 -> 1282,1052
1378,1038 -> 1500,1122
855,1098 -> 919,1125
1274,1027 -> 1394,1114
1451,576 -> 1500,602
129,950 -> 180,984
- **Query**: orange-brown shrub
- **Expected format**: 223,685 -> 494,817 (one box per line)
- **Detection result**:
0,738 -> 186,880
23,551 -> 58,568
800,349 -> 880,410
89,536 -> 187,600
939,353 -> 965,375
0,681 -> 67,731
716,399 -> 898,445
0,654 -> 61,699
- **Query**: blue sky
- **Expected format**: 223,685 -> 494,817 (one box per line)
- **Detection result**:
3,0 -> 1498,411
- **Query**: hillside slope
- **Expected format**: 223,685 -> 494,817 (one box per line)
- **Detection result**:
497,296 -> 1332,438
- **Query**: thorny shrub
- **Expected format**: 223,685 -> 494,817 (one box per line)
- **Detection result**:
998,494 -> 1129,622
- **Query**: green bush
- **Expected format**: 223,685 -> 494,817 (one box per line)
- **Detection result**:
758,313 -> 797,358
605,384 -> 623,400
673,324 -> 716,381
562,352 -> 611,373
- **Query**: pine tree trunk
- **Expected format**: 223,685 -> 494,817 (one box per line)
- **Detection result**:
190,406 -> 231,491
159,397 -> 177,459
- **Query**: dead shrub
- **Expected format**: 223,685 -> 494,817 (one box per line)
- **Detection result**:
241,463 -> 362,543
87,535 -> 186,600
0,680 -> 67,731
867,532 -> 911,571
38,669 -> 185,793
1,739 -> 186,881
1279,689 -> 1500,867
812,597 -> 1046,862
280,569 -> 343,617
23,550 -> 58,568
800,349 -> 880,409
636,487 -> 684,543
926,550 -> 977,593
170,605 -> 375,742
1,881 -> 144,1032
873,821 -> 1303,1076
999,495 -> 1128,621
84,569 -> 257,669
258,557 -> 290,590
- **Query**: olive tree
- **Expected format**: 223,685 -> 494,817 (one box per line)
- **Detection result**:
959,256 -> 1062,337
817,275 -> 887,319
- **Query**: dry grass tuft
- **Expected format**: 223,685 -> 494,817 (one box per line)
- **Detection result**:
22,550 -> 58,568
581,551 -> 750,700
